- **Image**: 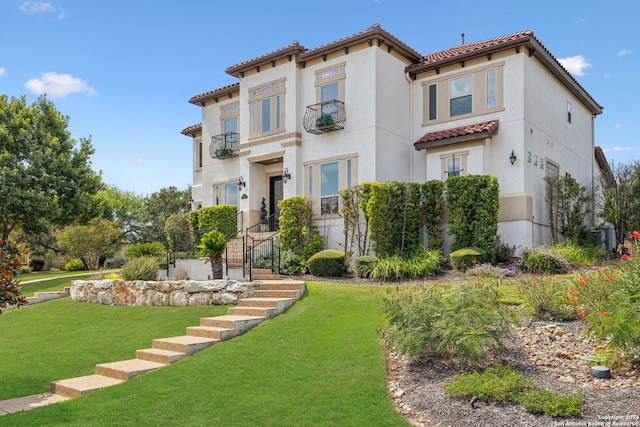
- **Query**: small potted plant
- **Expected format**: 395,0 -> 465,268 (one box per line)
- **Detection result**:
316,113 -> 335,129
215,146 -> 232,158
259,197 -> 269,232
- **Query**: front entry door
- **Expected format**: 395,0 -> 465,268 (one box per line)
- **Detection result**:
269,176 -> 283,231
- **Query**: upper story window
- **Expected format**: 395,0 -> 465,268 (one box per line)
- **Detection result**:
567,101 -> 572,124
194,137 -> 203,171
315,63 -> 345,102
220,102 -> 239,146
428,84 -> 437,121
248,79 -> 285,138
422,63 -> 503,126
450,75 -> 472,116
486,69 -> 496,109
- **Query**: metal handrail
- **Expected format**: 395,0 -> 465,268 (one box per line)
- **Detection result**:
303,99 -> 346,134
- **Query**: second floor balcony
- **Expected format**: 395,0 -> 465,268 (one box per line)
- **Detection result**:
303,100 -> 346,134
210,132 -> 239,159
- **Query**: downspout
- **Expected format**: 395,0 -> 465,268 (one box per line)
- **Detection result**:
591,114 -> 596,228
405,72 -> 414,182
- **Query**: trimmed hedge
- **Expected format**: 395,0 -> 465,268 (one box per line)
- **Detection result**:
307,249 -> 346,277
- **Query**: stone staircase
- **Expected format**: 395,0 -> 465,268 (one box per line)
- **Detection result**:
1,288 -> 72,313
49,280 -> 305,399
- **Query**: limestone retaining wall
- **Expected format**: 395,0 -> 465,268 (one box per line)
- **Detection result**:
70,279 -> 257,306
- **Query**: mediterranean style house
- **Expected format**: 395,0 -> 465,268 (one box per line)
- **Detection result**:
182,24 -> 612,259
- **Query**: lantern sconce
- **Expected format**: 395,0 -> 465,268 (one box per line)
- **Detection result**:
238,176 -> 246,190
509,150 -> 517,165
282,168 -> 291,183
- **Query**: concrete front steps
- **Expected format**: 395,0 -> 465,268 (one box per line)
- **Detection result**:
48,280 -> 305,401
1,288 -> 71,313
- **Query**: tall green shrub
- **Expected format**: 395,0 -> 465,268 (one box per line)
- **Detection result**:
191,205 -> 237,238
278,196 -> 323,261
446,175 -> 499,262
420,180 -> 445,251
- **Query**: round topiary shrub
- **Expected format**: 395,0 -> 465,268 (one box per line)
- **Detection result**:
307,249 -> 346,277
65,258 -> 85,271
449,247 -> 486,271
355,255 -> 378,278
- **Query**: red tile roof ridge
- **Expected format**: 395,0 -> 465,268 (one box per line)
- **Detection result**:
225,41 -> 307,76
189,82 -> 239,105
298,23 -> 422,63
415,119 -> 500,144
181,123 -> 202,136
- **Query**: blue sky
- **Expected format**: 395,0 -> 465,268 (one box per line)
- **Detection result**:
1,0 -> 637,195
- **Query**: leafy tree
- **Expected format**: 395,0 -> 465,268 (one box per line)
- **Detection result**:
197,230 -> 228,279
0,95 -> 102,241
545,176 -> 592,244
94,186 -> 144,241
56,218 -> 120,270
0,237 -> 29,306
140,186 -> 191,243
597,160 -> 637,246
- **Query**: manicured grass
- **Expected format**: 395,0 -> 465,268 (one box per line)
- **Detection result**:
0,282 -> 409,426
17,270 -> 97,282
0,298 -> 228,400
18,274 -> 93,297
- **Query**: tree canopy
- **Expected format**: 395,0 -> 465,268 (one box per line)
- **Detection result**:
0,95 -> 102,240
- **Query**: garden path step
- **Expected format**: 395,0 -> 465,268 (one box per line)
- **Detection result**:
1,280 -> 305,415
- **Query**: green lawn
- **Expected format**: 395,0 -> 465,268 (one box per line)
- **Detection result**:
0,282 -> 409,426
18,274 -> 93,297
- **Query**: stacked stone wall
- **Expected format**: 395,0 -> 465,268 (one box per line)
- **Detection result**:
70,279 -> 256,306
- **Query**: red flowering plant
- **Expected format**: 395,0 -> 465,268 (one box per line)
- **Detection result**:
617,230 -> 640,260
0,238 -> 30,307
569,265 -> 640,364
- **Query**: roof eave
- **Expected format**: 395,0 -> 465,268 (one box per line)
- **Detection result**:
225,44 -> 307,78
188,83 -> 240,106
298,27 -> 422,64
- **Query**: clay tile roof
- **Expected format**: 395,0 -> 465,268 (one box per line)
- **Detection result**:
225,41 -> 308,77
407,31 -> 602,115
298,23 -> 422,64
414,120 -> 499,150
181,123 -> 202,137
189,82 -> 239,105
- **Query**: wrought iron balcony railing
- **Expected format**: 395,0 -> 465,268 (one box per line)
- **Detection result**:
303,99 -> 346,134
210,132 -> 239,159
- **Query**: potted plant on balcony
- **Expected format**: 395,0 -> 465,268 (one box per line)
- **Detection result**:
316,113 -> 335,129
197,230 -> 228,279
215,146 -> 232,159
259,197 -> 269,232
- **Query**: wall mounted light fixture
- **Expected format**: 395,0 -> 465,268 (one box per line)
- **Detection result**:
509,150 -> 517,165
282,168 -> 291,183
238,176 -> 246,189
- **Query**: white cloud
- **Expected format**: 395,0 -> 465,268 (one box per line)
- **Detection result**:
131,157 -> 145,164
0,67 -> 6,77
603,147 -> 632,153
617,48 -> 632,56
24,72 -> 97,98
614,124 -> 622,128
18,1 -> 65,20
603,72 -> 613,78
558,55 -> 591,76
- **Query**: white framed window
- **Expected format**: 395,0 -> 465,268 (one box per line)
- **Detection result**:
450,75 -> 472,116
440,151 -> 469,179
248,79 -> 285,138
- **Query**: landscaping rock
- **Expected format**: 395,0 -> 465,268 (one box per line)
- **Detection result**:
70,280 -> 258,307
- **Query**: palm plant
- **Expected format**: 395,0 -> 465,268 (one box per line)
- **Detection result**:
197,230 -> 228,279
